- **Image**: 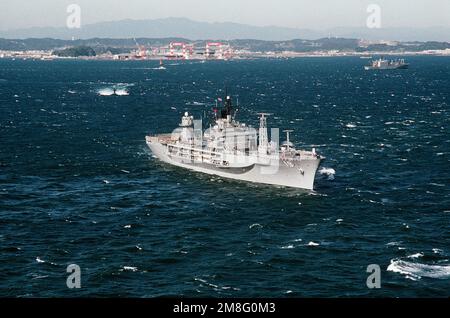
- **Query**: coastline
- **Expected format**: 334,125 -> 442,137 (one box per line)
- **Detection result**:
1,49 -> 450,61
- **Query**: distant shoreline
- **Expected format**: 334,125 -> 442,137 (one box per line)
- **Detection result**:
1,51 -> 450,61
1,36 -> 449,61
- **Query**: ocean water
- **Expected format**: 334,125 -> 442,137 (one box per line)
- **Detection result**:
0,57 -> 449,297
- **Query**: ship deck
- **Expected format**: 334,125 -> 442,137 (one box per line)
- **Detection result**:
146,134 -> 175,144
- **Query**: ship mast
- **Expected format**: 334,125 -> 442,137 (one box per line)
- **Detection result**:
220,88 -> 233,123
257,113 -> 271,154
283,129 -> 294,151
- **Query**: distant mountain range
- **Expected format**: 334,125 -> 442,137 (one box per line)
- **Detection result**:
1,18 -> 449,42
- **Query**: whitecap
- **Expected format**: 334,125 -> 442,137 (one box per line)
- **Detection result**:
429,183 -> 445,187
432,248 -> 443,254
307,241 -> 319,246
122,266 -> 138,272
115,88 -> 129,96
319,167 -> 335,180
97,87 -> 129,96
345,123 -> 356,128
36,257 -> 45,263
194,278 -> 219,288
186,101 -> 205,106
407,253 -> 424,259
31,275 -> 49,280
387,259 -> 450,280
98,88 -> 115,96
281,244 -> 294,249
249,223 -> 263,229
124,225 -> 131,229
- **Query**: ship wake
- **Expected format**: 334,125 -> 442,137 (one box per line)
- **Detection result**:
387,259 -> 450,281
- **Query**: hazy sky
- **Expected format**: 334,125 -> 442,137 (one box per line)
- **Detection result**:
1,0 -> 449,30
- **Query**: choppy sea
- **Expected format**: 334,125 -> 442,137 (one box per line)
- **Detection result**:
0,57 -> 449,297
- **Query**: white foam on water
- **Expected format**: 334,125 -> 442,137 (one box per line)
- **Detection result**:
98,88 -> 114,96
319,167 -> 335,180
386,241 -> 402,246
122,266 -> 138,272
307,241 -> 320,246
35,257 -> 45,263
186,101 -> 205,106
345,123 -> 356,128
97,86 -> 129,96
387,259 -> 450,280
194,277 -> 219,289
124,225 -> 131,229
432,248 -> 443,254
115,88 -> 129,96
281,244 -> 295,249
319,167 -> 335,176
407,253 -> 424,259
249,223 -> 263,229
31,275 -> 49,280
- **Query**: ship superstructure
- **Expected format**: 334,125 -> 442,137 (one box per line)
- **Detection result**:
146,95 -> 323,189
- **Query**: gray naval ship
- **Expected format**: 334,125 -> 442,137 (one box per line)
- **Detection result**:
365,58 -> 409,70
146,95 -> 324,190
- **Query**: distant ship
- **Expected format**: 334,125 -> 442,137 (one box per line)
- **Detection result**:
146,94 -> 324,190
365,58 -> 409,70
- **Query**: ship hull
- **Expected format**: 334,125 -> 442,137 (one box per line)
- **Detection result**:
365,64 -> 409,70
147,141 -> 322,190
